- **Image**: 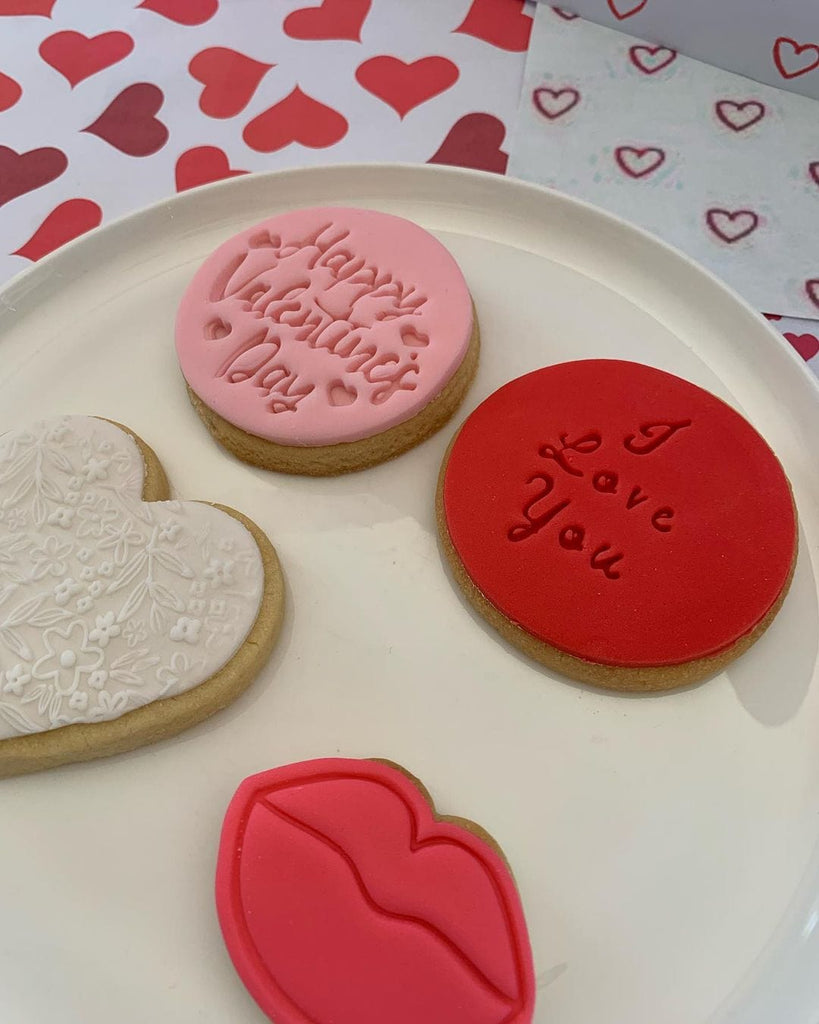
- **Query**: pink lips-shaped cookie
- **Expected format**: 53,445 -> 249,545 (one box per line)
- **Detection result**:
216,758 -> 535,1024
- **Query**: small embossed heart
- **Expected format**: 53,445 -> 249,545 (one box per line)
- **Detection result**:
715,100 -> 765,132
189,47 -> 272,118
629,44 -> 676,74
455,0 -> 532,52
355,56 -> 458,118
533,86 -> 580,120
607,0 -> 647,19
0,145 -> 67,207
328,381 -> 357,406
243,86 -> 347,153
773,37 -> 819,79
82,83 -> 168,157
13,199 -> 102,261
614,145 -> 665,178
427,112 -> 508,174
0,71 -> 21,111
284,0 -> 371,41
175,146 -> 247,192
784,332 -> 819,360
39,31 -> 134,87
137,0 -> 217,25
705,208 -> 759,243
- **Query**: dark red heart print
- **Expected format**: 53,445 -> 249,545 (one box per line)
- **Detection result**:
175,146 -> 247,191
189,47 -> 272,118
283,0 -> 371,41
440,360 -> 796,668
12,198 -> 102,260
0,0 -> 55,14
0,146 -> 67,207
784,332 -> 819,360
715,100 -> 765,132
0,71 -> 21,111
137,0 -> 217,25
773,37 -> 819,79
355,56 -> 458,118
532,86 -> 580,120
428,112 -> 508,174
607,0 -> 647,19
455,0 -> 532,52
215,759 -> 535,1024
242,86 -> 347,152
39,31 -> 134,87
82,83 -> 168,157
705,208 -> 759,243
615,146 -> 665,178
628,44 -> 676,74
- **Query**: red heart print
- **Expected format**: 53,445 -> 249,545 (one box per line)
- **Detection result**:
784,332 -> 819,360
533,86 -> 580,120
715,100 -> 765,132
284,0 -> 371,41
189,47 -> 272,119
629,44 -> 676,74
806,280 -> 819,309
82,83 -> 168,157
175,146 -> 247,191
137,0 -> 217,24
12,198 -> 101,261
773,37 -> 819,79
608,0 -> 647,19
39,31 -> 134,88
0,0 -> 55,14
763,313 -> 782,320
355,56 -> 458,118
615,145 -> 665,178
455,0 -> 532,53
809,162 -> 819,186
243,86 -> 347,152
428,112 -> 508,174
0,71 -> 21,111
0,146 -> 67,207
705,208 -> 759,243
551,7 -> 579,19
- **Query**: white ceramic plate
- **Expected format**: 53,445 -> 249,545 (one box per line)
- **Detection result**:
1,165 -> 818,1024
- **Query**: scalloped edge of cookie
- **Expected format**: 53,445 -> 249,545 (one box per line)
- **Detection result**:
0,419 -> 284,778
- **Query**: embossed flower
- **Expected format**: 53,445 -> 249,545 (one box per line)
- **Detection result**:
158,521 -> 182,543
89,580 -> 104,598
79,565 -> 95,581
47,506 -> 75,529
77,499 -> 117,538
76,596 -> 94,613
64,491 -> 81,506
88,669 -> 108,691
89,611 -> 121,648
98,518 -> 142,565
67,475 -> 83,491
156,651 -> 190,692
2,663 -> 32,696
82,456 -> 110,482
98,440 -> 113,454
5,507 -> 27,532
204,558 -> 234,588
76,547 -> 92,563
46,424 -> 69,443
54,577 -> 82,606
95,689 -> 128,716
98,560 -> 114,578
122,619 -> 146,648
189,580 -> 207,598
187,598 -> 206,615
31,536 -> 72,580
209,598 -> 226,616
32,621 -> 103,696
68,691 -> 88,712
170,616 -> 201,645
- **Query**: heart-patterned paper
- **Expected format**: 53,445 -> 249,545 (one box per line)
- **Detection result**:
355,56 -> 459,118
242,85 -> 347,152
188,47 -> 273,119
283,0 -> 371,42
175,146 -> 247,191
714,99 -> 765,132
532,85 -> 580,120
0,70 -> 21,111
455,0 -> 532,53
12,198 -> 102,260
428,112 -> 509,175
0,417 -> 267,750
82,83 -> 169,157
39,31 -> 134,87
0,145 -> 67,207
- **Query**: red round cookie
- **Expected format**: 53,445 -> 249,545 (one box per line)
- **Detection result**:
439,360 -> 796,684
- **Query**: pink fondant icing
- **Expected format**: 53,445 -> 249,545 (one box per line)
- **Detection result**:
175,207 -> 473,446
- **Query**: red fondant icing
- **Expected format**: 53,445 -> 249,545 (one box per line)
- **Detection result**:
442,360 -> 796,668
216,759 -> 535,1024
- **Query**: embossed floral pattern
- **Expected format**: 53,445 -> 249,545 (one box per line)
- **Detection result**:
0,417 -> 264,739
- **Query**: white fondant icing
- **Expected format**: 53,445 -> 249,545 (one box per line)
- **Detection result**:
0,417 -> 264,739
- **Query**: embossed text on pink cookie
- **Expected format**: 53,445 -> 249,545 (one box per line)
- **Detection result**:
175,207 -> 475,451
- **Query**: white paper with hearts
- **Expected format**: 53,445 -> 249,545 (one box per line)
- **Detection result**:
508,7 -> 819,318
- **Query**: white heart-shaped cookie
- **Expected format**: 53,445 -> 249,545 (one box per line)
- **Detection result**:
0,416 -> 283,776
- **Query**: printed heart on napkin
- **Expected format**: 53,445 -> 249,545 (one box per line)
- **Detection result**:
12,198 -> 102,260
0,145 -> 67,207
0,0 -> 55,15
216,758 -> 535,1024
773,37 -> 819,79
551,7 -> 579,20
175,146 -> 247,191
39,31 -> 134,87
784,332 -> 819,360
705,208 -> 760,243
428,112 -> 508,174
137,0 -> 217,25
355,56 -> 458,118
242,86 -> 347,152
607,0 -> 648,20
189,47 -> 273,118
629,45 -> 676,74
455,0 -> 532,53
614,145 -> 665,178
805,280 -> 819,310
283,0 -> 371,42
0,416 -> 266,749
808,162 -> 819,187
533,86 -> 580,120
82,83 -> 168,157
0,71 -> 21,112
715,100 -> 765,132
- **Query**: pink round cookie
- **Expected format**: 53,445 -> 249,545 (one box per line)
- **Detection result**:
175,207 -> 478,474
